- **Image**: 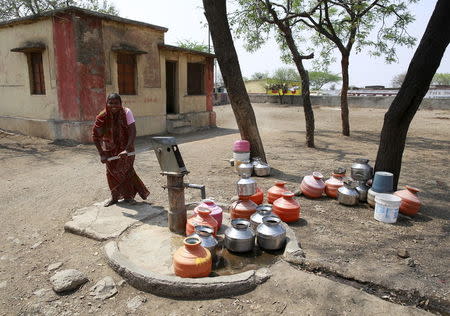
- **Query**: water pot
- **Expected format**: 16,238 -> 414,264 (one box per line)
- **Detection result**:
250,204 -> 274,230
236,174 -> 257,196
351,158 -> 373,182
224,219 -> 255,253
256,215 -> 286,251
337,180 -> 359,206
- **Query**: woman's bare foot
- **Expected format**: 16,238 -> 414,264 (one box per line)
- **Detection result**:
104,198 -> 118,207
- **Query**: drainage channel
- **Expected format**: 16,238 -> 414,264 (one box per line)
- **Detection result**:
291,263 -> 450,316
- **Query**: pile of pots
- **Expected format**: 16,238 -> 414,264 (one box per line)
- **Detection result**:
232,140 -> 271,177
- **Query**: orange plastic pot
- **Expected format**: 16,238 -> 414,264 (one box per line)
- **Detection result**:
272,191 -> 300,223
267,181 -> 288,204
186,207 -> 218,236
249,187 -> 264,205
325,169 -> 346,198
300,172 -> 325,199
173,237 -> 212,278
230,196 -> 257,219
394,185 -> 421,216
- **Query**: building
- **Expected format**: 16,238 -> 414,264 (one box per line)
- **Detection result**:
0,7 -> 215,142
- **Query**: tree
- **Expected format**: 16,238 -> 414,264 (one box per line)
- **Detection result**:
391,73 -> 406,88
202,0 -> 267,162
266,67 -> 300,103
232,1 -> 318,147
296,0 -> 416,136
374,0 -> 450,190
0,0 -> 118,20
176,39 -> 210,53
251,71 -> 269,80
432,73 -> 450,85
309,71 -> 341,90
234,0 -> 417,138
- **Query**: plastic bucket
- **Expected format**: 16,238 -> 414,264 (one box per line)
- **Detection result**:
232,140 -> 250,152
233,151 -> 250,161
371,171 -> 394,193
374,194 -> 401,223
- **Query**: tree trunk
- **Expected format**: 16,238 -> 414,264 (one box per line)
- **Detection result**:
340,53 -> 350,136
281,27 -> 315,148
203,0 -> 266,161
374,0 -> 450,190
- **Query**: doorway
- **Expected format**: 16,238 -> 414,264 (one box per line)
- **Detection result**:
166,61 -> 177,114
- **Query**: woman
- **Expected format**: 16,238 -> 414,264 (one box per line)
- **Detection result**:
92,93 -> 149,207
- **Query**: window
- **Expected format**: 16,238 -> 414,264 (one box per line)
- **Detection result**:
28,52 -> 45,95
117,53 -> 136,95
187,63 -> 204,95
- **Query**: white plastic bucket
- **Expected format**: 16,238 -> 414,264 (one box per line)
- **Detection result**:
233,151 -> 250,161
374,194 -> 401,223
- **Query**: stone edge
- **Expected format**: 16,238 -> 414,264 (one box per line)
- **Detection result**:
104,241 -> 272,299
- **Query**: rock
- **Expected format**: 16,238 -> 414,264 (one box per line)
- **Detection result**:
397,249 -> 410,259
127,295 -> 147,311
230,195 -> 239,203
50,269 -> 88,293
407,258 -> 416,267
293,189 -> 302,196
47,262 -> 63,272
0,281 -> 7,289
89,276 -> 117,300
33,288 -> 50,297
31,241 -> 43,249
117,279 -> 126,287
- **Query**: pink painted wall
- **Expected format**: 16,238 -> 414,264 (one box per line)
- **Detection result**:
53,12 -> 106,122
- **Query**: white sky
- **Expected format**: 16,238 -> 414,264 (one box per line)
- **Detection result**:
111,0 -> 449,88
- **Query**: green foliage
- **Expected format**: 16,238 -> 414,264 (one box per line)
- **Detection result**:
391,72 -> 406,88
432,73 -> 450,85
266,67 -> 300,90
0,0 -> 118,21
231,0 -> 418,69
176,39 -> 211,53
251,71 -> 269,80
309,71 -> 341,90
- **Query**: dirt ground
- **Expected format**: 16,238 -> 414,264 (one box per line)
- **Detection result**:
0,103 -> 449,315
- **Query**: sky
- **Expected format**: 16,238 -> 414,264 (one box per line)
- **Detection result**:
110,0 -> 449,88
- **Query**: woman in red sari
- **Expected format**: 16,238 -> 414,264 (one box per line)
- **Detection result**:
92,93 -> 149,207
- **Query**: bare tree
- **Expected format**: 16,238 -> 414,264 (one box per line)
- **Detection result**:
375,0 -> 450,190
203,0 -> 267,161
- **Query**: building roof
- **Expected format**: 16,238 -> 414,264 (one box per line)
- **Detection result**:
0,6 -> 168,32
158,44 -> 215,58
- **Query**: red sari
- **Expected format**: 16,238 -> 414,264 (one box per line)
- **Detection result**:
92,107 -> 149,200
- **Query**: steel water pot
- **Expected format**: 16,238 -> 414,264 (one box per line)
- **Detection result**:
236,174 -> 257,196
189,225 -> 219,260
337,180 -> 359,206
253,158 -> 271,177
237,161 -> 253,177
256,215 -> 286,251
250,204 -> 275,230
355,180 -> 369,202
351,158 -> 373,182
224,219 -> 255,253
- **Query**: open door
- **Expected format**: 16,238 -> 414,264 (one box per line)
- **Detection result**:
166,61 -> 177,114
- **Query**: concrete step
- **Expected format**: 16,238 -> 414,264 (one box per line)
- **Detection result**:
168,125 -> 194,134
167,119 -> 191,129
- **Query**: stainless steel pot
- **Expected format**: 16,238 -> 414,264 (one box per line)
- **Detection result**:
250,204 -> 274,230
237,161 -> 253,177
256,215 -> 286,250
224,219 -> 255,253
236,174 -> 257,196
355,180 -> 369,202
253,159 -> 271,177
351,158 -> 373,182
337,180 -> 359,206
189,225 -> 219,260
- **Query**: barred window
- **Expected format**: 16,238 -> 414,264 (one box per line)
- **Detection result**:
29,52 -> 45,95
187,63 -> 204,95
117,53 -> 136,95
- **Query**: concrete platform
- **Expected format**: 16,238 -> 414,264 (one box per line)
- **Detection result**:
64,200 -> 164,241
65,201 -> 305,298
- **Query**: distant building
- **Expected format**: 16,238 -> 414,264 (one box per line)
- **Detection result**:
347,85 -> 450,98
0,7 -> 215,142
